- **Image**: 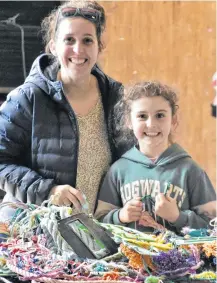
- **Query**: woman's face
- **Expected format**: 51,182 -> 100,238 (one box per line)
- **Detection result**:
51,17 -> 99,82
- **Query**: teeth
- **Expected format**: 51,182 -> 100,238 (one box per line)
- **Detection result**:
145,133 -> 158,136
70,58 -> 86,65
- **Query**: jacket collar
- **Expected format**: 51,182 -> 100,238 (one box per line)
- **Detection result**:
25,53 -> 110,103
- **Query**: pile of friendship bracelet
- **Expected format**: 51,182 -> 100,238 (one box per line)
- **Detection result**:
0,201 -> 216,283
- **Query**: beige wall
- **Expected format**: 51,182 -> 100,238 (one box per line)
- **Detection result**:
99,1 -> 216,187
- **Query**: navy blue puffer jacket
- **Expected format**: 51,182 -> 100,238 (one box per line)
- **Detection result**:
0,54 -> 126,205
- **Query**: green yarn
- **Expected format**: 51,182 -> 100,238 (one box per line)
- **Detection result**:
145,275 -> 161,283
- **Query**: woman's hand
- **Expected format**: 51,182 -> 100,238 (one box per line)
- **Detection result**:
49,185 -> 85,210
119,197 -> 143,223
155,193 -> 180,223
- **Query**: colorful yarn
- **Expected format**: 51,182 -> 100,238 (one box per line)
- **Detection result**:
93,263 -> 108,272
182,227 -> 209,237
126,238 -> 172,252
120,244 -> 143,269
201,241 -> 217,258
102,271 -> 119,280
190,270 -> 216,280
1,201 -> 217,282
0,223 -> 10,243
145,275 -> 163,283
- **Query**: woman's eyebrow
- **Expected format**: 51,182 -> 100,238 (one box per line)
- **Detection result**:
155,109 -> 167,112
64,33 -> 94,37
136,110 -> 168,113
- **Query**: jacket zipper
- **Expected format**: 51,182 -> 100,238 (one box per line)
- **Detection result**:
61,85 -> 79,188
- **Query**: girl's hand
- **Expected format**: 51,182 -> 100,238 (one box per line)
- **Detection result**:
119,197 -> 143,223
49,185 -> 85,210
155,193 -> 180,223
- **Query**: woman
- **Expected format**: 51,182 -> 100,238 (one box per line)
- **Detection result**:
0,0 -> 128,216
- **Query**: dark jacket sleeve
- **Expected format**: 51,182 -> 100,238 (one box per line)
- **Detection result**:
94,164 -> 125,225
172,168 -> 216,231
0,87 -> 55,205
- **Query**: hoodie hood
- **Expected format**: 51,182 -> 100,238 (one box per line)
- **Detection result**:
25,53 -> 62,98
122,143 -> 191,167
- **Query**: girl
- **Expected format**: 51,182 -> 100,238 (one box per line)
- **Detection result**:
95,81 -> 216,234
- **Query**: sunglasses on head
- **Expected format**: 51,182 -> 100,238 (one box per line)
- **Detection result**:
54,7 -> 102,34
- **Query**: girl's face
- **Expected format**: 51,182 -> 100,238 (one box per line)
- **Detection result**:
129,96 -> 177,157
50,17 -> 99,82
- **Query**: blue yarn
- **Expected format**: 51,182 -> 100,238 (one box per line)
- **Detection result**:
0,233 -> 9,243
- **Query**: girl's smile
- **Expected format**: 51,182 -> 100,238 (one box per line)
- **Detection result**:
129,96 -> 177,158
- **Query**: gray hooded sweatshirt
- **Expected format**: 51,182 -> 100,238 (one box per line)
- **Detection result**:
95,143 -> 216,234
